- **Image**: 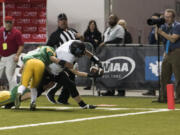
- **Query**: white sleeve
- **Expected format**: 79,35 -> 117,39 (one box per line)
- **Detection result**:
116,26 -> 125,39
48,63 -> 63,76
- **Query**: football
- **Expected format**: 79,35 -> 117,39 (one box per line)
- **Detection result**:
90,65 -> 104,77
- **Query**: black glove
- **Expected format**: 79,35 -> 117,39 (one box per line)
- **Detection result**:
87,72 -> 98,78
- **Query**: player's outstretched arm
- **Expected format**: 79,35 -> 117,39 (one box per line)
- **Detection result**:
50,56 -> 73,69
69,69 -> 88,77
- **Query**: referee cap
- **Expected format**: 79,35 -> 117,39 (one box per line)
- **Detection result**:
58,13 -> 67,20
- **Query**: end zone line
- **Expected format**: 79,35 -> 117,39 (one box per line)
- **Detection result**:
0,109 -> 169,131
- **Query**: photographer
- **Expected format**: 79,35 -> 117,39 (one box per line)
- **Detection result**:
155,9 -> 180,103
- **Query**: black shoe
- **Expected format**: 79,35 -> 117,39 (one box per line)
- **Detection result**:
46,91 -> 56,104
82,104 -> 97,109
57,100 -> 70,105
84,87 -> 91,90
142,90 -> 156,96
101,90 -> 115,96
30,101 -> 36,111
117,90 -> 125,96
4,102 -> 15,109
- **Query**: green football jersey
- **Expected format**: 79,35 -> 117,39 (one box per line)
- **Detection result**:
23,46 -> 56,65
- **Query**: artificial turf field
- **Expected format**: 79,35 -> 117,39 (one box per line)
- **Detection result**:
1,96 -> 180,135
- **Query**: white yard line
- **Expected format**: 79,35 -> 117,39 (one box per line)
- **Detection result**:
0,109 -> 170,131
20,106 -> 180,111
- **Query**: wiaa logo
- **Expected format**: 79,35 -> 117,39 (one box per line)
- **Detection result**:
102,56 -> 136,80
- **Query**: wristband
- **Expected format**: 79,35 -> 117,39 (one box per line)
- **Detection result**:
58,60 -> 66,68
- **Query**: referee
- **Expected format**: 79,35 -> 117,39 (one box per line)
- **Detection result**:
47,13 -> 83,104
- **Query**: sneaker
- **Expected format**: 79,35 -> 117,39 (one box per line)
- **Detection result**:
15,93 -> 21,109
117,90 -> 125,96
83,87 -> 91,90
46,91 -> 56,104
101,90 -> 115,96
82,104 -> 97,109
30,101 -> 36,111
142,90 -> 156,96
4,102 -> 15,109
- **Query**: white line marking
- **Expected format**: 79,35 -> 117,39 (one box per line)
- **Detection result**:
0,109 -> 170,131
20,106 -> 180,111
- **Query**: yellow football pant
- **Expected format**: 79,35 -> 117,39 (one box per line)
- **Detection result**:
0,91 -> 11,106
21,59 -> 45,88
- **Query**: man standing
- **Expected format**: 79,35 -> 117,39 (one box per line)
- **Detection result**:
0,16 -> 24,90
156,9 -> 180,102
143,13 -> 161,96
99,14 -> 125,96
47,13 -> 83,104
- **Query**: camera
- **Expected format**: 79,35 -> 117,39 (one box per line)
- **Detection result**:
147,18 -> 165,26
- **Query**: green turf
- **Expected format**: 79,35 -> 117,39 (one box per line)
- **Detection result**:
0,96 -> 180,135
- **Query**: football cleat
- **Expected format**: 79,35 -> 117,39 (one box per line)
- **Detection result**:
46,91 -> 56,104
82,104 -> 97,109
30,101 -> 36,111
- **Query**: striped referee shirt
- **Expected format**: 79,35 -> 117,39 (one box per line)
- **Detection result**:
47,27 -> 78,49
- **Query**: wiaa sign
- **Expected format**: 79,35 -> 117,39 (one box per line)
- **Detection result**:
102,56 -> 136,80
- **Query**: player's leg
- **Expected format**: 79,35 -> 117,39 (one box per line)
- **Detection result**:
15,60 -> 34,109
30,59 -> 45,110
57,70 -> 74,104
57,71 -> 96,109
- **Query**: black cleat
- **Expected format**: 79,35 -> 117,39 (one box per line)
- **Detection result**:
4,102 -> 15,109
82,104 -> 97,109
30,101 -> 36,111
46,91 -> 56,104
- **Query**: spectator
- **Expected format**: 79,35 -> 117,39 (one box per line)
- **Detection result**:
99,14 -> 125,96
143,13 -> 161,96
84,20 -> 102,50
148,13 -> 162,45
0,16 -> 24,90
156,9 -> 180,103
46,13 -> 83,104
111,19 -> 133,96
83,20 -> 102,90
99,14 -> 124,48
118,19 -> 133,44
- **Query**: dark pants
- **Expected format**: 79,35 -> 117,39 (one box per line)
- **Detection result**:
160,49 -> 180,101
57,69 -> 75,103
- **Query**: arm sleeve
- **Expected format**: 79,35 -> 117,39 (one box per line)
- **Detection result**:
47,32 -> 59,47
115,26 -> 125,39
46,47 -> 56,57
173,24 -> 180,35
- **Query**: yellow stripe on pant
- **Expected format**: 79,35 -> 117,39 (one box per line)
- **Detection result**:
0,91 -> 11,106
21,59 -> 45,88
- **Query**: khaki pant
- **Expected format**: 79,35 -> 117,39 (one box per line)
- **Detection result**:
0,54 -> 17,91
160,48 -> 180,101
